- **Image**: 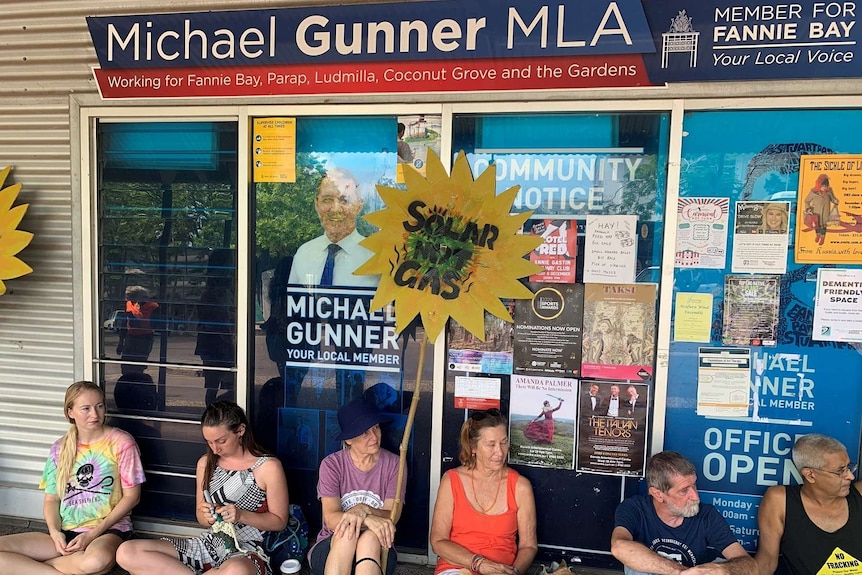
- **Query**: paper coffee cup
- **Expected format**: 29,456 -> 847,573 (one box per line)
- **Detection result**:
281,559 -> 302,574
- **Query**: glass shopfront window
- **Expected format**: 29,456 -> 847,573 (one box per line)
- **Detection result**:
444,112 -> 670,563
95,120 -> 238,519
665,109 -> 862,551
250,115 -> 438,554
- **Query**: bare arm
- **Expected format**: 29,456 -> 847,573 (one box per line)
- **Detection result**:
195,456 -> 215,527
349,498 -> 402,523
430,472 -> 476,569
611,526 -> 685,575
679,542 -> 754,575
230,458 -> 289,532
43,493 -> 69,554
754,486 -> 786,575
322,495 -> 398,548
512,475 -> 538,575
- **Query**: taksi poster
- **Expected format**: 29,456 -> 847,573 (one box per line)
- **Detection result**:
581,283 -> 657,381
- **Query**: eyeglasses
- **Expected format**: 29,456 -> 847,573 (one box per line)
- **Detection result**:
810,463 -> 858,477
470,408 -> 502,421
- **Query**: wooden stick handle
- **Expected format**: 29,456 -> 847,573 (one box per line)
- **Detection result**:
382,335 -> 428,573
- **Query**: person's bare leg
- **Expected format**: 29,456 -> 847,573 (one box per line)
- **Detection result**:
0,532 -> 63,575
354,532 -> 384,575
212,554 -> 262,575
324,532 -> 360,575
45,534 -> 122,575
116,539 -> 190,575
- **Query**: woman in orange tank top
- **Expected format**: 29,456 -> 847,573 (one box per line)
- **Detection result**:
430,408 -> 537,575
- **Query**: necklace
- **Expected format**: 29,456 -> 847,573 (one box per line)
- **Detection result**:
470,470 -> 504,514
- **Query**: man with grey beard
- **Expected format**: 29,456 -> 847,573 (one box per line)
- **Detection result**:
611,451 -> 755,575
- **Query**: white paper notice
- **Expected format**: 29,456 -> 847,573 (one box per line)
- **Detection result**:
813,268 -> 862,342
583,215 -> 638,283
675,198 -> 729,269
696,347 -> 751,417
453,376 -> 501,410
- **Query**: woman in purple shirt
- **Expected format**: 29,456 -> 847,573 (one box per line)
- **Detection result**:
309,399 -> 405,575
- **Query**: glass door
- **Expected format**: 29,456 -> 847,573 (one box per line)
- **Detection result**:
250,113 -> 443,554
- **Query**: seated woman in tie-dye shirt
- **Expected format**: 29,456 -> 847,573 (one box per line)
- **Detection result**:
0,380 -> 145,575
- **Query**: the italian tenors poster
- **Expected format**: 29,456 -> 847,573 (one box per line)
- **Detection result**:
575,380 -> 649,476
508,374 -> 577,470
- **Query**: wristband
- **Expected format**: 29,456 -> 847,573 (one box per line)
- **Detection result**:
471,554 -> 485,572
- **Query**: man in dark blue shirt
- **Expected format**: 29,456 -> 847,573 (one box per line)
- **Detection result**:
611,451 -> 754,575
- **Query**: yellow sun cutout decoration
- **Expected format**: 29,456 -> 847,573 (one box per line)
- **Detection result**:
0,166 -> 34,295
355,150 -> 543,341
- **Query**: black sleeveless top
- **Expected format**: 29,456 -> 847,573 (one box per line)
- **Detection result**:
780,484 -> 862,575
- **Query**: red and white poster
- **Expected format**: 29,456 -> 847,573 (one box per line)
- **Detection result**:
526,218 -> 577,284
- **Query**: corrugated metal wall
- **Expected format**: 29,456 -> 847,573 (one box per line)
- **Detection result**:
0,0 -> 314,520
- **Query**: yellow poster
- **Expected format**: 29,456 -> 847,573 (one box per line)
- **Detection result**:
252,118 -> 296,183
673,292 -> 713,343
796,154 -> 862,263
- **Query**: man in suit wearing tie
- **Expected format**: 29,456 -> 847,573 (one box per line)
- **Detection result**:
581,383 -> 602,415
288,167 -> 379,288
604,384 -> 622,418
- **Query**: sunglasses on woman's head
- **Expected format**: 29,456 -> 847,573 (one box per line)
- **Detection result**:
470,408 -> 502,421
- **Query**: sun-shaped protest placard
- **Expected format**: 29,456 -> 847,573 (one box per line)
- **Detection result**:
355,150 -> 542,341
0,166 -> 33,296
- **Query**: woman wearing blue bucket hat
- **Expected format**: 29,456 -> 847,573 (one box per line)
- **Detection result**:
309,399 -> 404,575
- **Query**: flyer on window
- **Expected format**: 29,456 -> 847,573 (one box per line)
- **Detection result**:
675,197 -> 729,269
696,347 -> 751,417
525,218 -> 577,284
575,380 -> 649,477
796,154 -> 862,263
731,201 -> 790,274
453,376 -> 501,410
448,301 -> 515,375
513,283 -> 583,377
813,268 -> 862,342
582,214 -> 638,284
581,283 -> 657,381
722,275 -> 780,346
673,292 -> 713,343
508,374 -> 577,470
396,114 -> 442,183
